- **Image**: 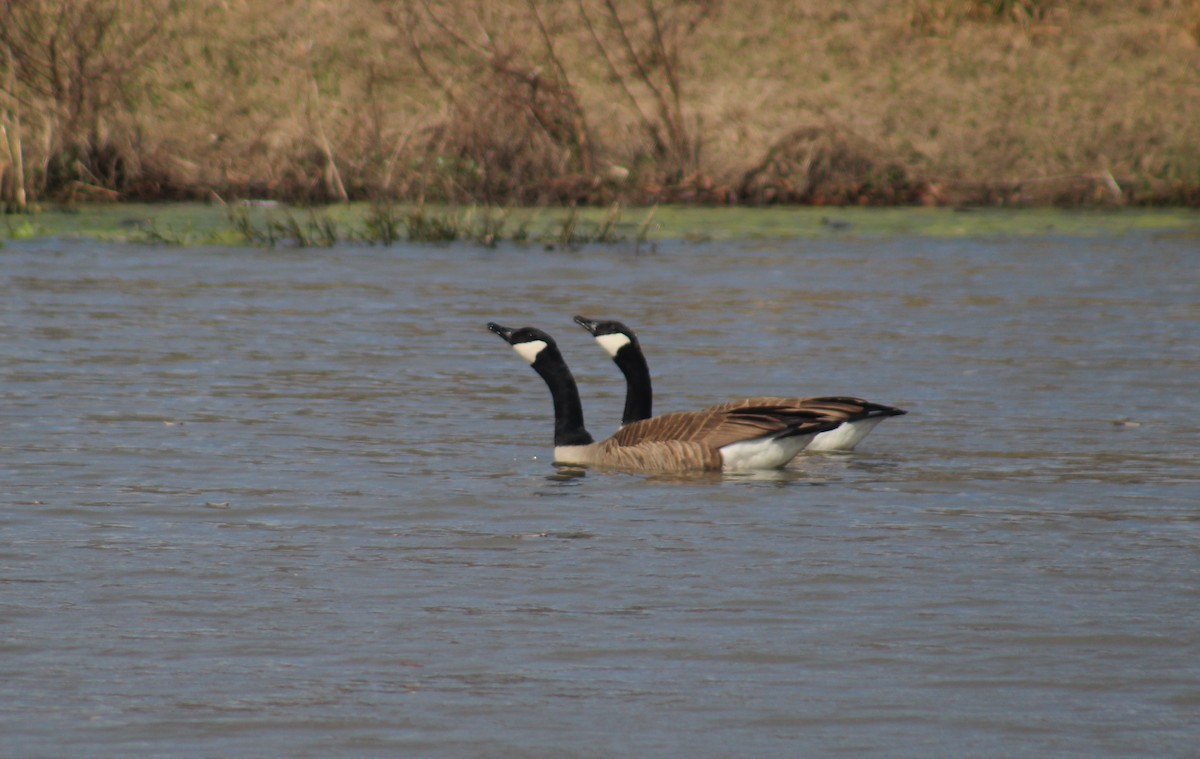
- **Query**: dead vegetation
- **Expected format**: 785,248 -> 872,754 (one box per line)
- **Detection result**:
2,0 -> 1199,210
738,125 -> 923,205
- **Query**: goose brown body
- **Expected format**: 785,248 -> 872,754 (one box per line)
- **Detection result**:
561,403 -> 846,472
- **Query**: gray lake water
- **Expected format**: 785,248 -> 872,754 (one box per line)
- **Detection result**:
2,229 -> 1198,758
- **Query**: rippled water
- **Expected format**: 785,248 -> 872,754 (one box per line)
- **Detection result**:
2,230 -> 1198,757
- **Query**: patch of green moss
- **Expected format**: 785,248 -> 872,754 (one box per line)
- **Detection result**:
8,203 -> 1198,247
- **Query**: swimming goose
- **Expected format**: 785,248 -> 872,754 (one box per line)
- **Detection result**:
487,322 -> 847,472
572,315 -> 906,452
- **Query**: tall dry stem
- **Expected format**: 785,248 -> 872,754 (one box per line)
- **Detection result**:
306,73 -> 349,203
1,44 -> 29,210
524,0 -> 595,175
578,0 -> 704,179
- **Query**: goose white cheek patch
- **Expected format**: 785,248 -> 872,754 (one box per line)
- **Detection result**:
595,332 -> 632,357
512,340 -> 549,364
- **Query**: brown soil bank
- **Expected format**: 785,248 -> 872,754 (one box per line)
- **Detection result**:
2,0 -> 1199,210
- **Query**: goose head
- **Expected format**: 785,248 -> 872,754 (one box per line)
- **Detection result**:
488,322 -> 557,365
573,315 -> 638,358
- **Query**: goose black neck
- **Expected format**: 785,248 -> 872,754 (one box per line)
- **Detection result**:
613,342 -> 653,424
530,344 -> 595,447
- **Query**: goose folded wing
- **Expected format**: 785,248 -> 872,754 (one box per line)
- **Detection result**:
611,404 -> 841,450
706,396 -> 905,419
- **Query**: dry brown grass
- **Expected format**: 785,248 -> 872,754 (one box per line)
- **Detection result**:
2,0 -> 1198,208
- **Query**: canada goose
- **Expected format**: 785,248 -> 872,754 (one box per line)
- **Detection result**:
572,315 -> 906,452
487,322 -> 847,472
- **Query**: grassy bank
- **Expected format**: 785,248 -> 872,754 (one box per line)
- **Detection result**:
5,203 -> 1198,248
2,0 -> 1199,210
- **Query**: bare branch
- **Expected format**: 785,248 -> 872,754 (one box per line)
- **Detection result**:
524,0 -> 594,174
643,0 -> 693,169
576,0 -> 664,156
